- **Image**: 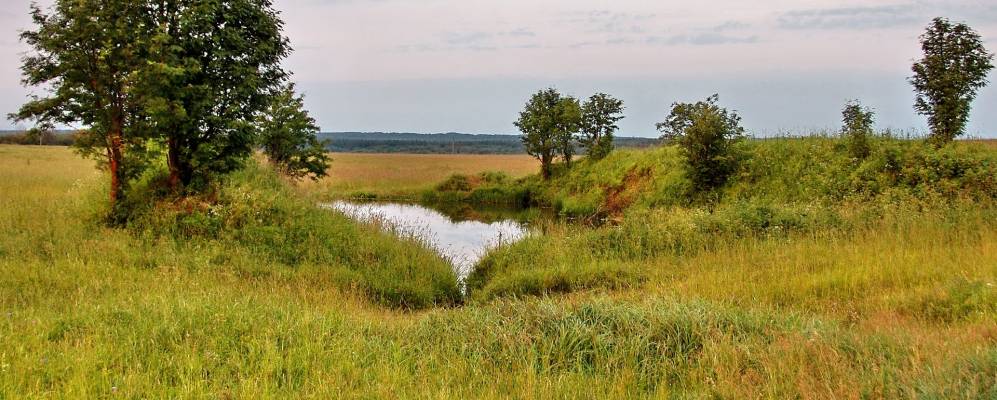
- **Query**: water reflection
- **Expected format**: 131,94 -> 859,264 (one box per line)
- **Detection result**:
324,201 -> 530,280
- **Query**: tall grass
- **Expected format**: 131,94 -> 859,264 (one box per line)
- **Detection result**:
2,144 -> 996,398
432,138 -> 997,218
0,146 -> 460,309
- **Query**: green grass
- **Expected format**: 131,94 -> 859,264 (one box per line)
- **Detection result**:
465,137 -> 997,303
434,137 -> 996,216
2,143 -> 997,398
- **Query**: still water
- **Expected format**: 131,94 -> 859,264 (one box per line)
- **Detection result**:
324,201 -> 531,279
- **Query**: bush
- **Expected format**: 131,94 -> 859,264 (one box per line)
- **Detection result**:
657,94 -> 744,193
435,174 -> 473,192
841,100 -> 874,160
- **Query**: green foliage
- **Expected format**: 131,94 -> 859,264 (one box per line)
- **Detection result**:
841,100 -> 875,160
435,174 -> 473,192
3,146 -> 997,398
469,201 -> 843,301
514,88 -> 582,179
579,93 -> 625,160
438,137 -> 997,221
122,162 -> 460,309
426,171 -> 531,206
11,0 -> 292,216
258,83 -> 330,181
10,0 -> 158,207
733,138 -> 997,203
456,137 -> 997,305
910,17 -> 994,147
657,94 -> 744,193
556,96 -> 582,167
136,0 -> 291,189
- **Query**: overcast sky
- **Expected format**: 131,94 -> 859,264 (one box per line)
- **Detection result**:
2,0 -> 996,137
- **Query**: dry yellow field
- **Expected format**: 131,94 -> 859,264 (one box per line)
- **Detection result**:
303,152 -> 539,199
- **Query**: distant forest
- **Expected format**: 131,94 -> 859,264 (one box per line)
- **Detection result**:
1,130 -> 659,154
319,132 -> 660,154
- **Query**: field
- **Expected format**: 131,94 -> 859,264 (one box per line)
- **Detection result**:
303,152 -> 538,199
2,143 -> 996,398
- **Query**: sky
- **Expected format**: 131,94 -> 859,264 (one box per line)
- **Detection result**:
1,0 -> 996,137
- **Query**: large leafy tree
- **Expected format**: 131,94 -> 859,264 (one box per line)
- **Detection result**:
12,0 -> 291,213
910,18 -> 994,147
657,94 -> 744,192
137,0 -> 291,189
579,93 -> 625,160
555,96 -> 582,167
515,88 -> 573,180
258,83 -> 331,181
10,0 -> 156,210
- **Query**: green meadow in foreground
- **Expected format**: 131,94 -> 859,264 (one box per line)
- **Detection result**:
1,141 -> 996,398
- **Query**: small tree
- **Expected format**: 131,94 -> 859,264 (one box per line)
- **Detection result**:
579,93 -> 625,160
656,94 -> 744,192
841,100 -> 875,159
258,83 -> 330,181
10,0 -> 155,210
515,88 -> 565,180
910,17 -> 994,147
23,123 -> 55,146
555,96 -> 582,167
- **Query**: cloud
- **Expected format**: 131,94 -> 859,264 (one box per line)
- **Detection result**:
441,31 -> 492,46
646,33 -> 759,46
777,5 -> 921,30
500,28 -> 536,38
393,29 -> 540,53
713,21 -> 751,32
560,10 -> 656,34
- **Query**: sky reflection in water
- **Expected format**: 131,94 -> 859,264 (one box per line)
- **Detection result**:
326,201 -> 529,280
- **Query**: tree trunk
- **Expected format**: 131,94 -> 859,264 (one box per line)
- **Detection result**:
166,136 -> 182,189
107,117 -> 125,209
541,153 -> 552,180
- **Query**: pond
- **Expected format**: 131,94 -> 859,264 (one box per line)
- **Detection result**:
323,201 -> 534,280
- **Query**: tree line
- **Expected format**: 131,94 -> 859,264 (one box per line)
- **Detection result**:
517,17 -> 993,194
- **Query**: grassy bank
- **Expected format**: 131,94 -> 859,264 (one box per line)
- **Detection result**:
433,138 -> 997,215
2,144 -> 996,397
0,146 -> 460,310
463,137 -> 997,298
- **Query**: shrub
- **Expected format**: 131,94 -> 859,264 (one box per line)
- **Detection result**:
435,174 -> 473,192
841,100 -> 874,160
657,94 -> 744,193
257,83 -> 331,181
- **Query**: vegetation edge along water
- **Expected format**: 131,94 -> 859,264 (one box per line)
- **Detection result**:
2,1 -> 995,396
3,143 -> 996,397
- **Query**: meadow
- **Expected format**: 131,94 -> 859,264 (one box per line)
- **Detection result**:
1,142 -> 996,398
302,152 -> 537,200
